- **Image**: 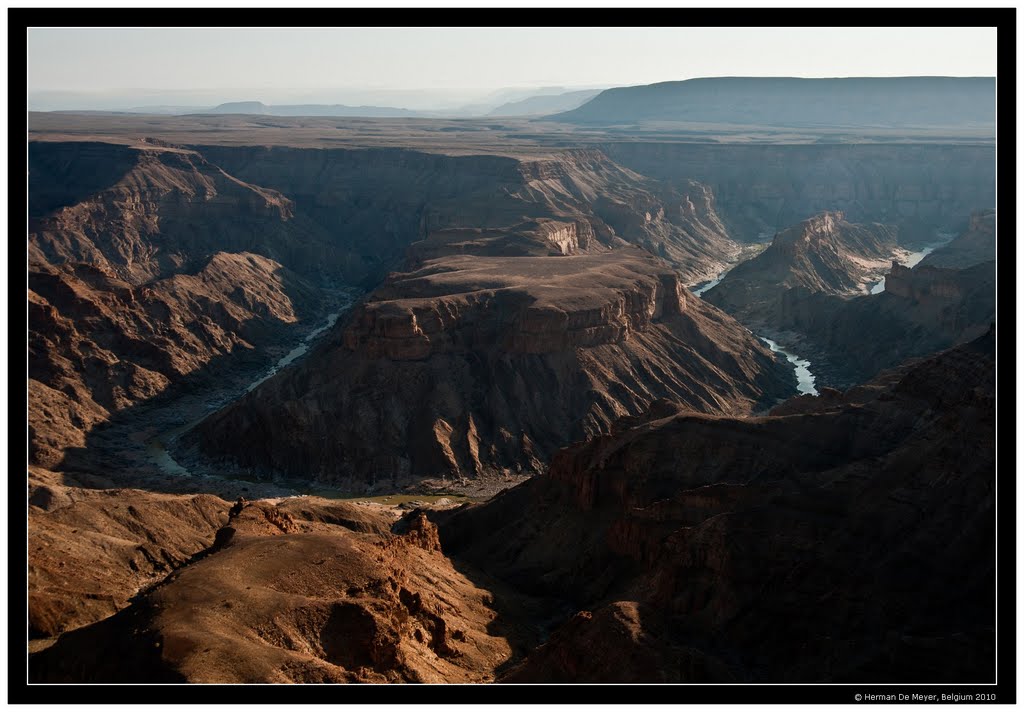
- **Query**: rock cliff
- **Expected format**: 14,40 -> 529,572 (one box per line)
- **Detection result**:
195,144 -> 740,284
27,329 -> 997,684
29,141 -> 742,469
29,144 -> 300,285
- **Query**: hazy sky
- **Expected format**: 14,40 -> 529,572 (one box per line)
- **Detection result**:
27,26 -> 997,107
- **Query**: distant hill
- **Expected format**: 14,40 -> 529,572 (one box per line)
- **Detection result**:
487,89 -> 602,117
551,77 -> 996,129
204,101 -> 421,117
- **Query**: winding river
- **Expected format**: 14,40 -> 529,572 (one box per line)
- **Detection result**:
146,298 -> 356,479
758,337 -> 818,396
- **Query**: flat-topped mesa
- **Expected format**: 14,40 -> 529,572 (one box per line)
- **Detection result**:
342,250 -> 688,361
187,247 -> 793,485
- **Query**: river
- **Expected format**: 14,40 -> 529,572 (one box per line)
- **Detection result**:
758,337 -> 818,396
690,256 -> 820,398
692,276 -> 724,297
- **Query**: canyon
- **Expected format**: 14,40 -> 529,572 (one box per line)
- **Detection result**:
24,95 -> 998,687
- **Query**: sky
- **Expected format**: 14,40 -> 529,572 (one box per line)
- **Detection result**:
27,27 -> 998,109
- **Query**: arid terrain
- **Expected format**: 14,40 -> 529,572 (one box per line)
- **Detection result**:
25,75 -> 998,685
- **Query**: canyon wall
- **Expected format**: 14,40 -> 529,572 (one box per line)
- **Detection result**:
193,145 -> 741,284
602,143 -> 995,242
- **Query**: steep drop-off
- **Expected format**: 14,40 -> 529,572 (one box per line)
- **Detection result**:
32,329 -> 995,683
29,144 -> 310,285
187,248 -> 796,486
192,144 -> 741,284
438,328 -> 996,682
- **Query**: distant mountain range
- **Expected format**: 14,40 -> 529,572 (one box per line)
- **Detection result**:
551,76 -> 996,129
201,101 -> 421,117
486,89 -> 602,117
29,86 -> 607,118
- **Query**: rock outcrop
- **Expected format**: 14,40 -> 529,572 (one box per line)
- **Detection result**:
30,497 -> 525,683
186,248 -> 796,486
438,328 -> 996,682
703,211 -> 899,322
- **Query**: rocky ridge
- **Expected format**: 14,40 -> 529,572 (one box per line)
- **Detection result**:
28,252 -> 318,468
